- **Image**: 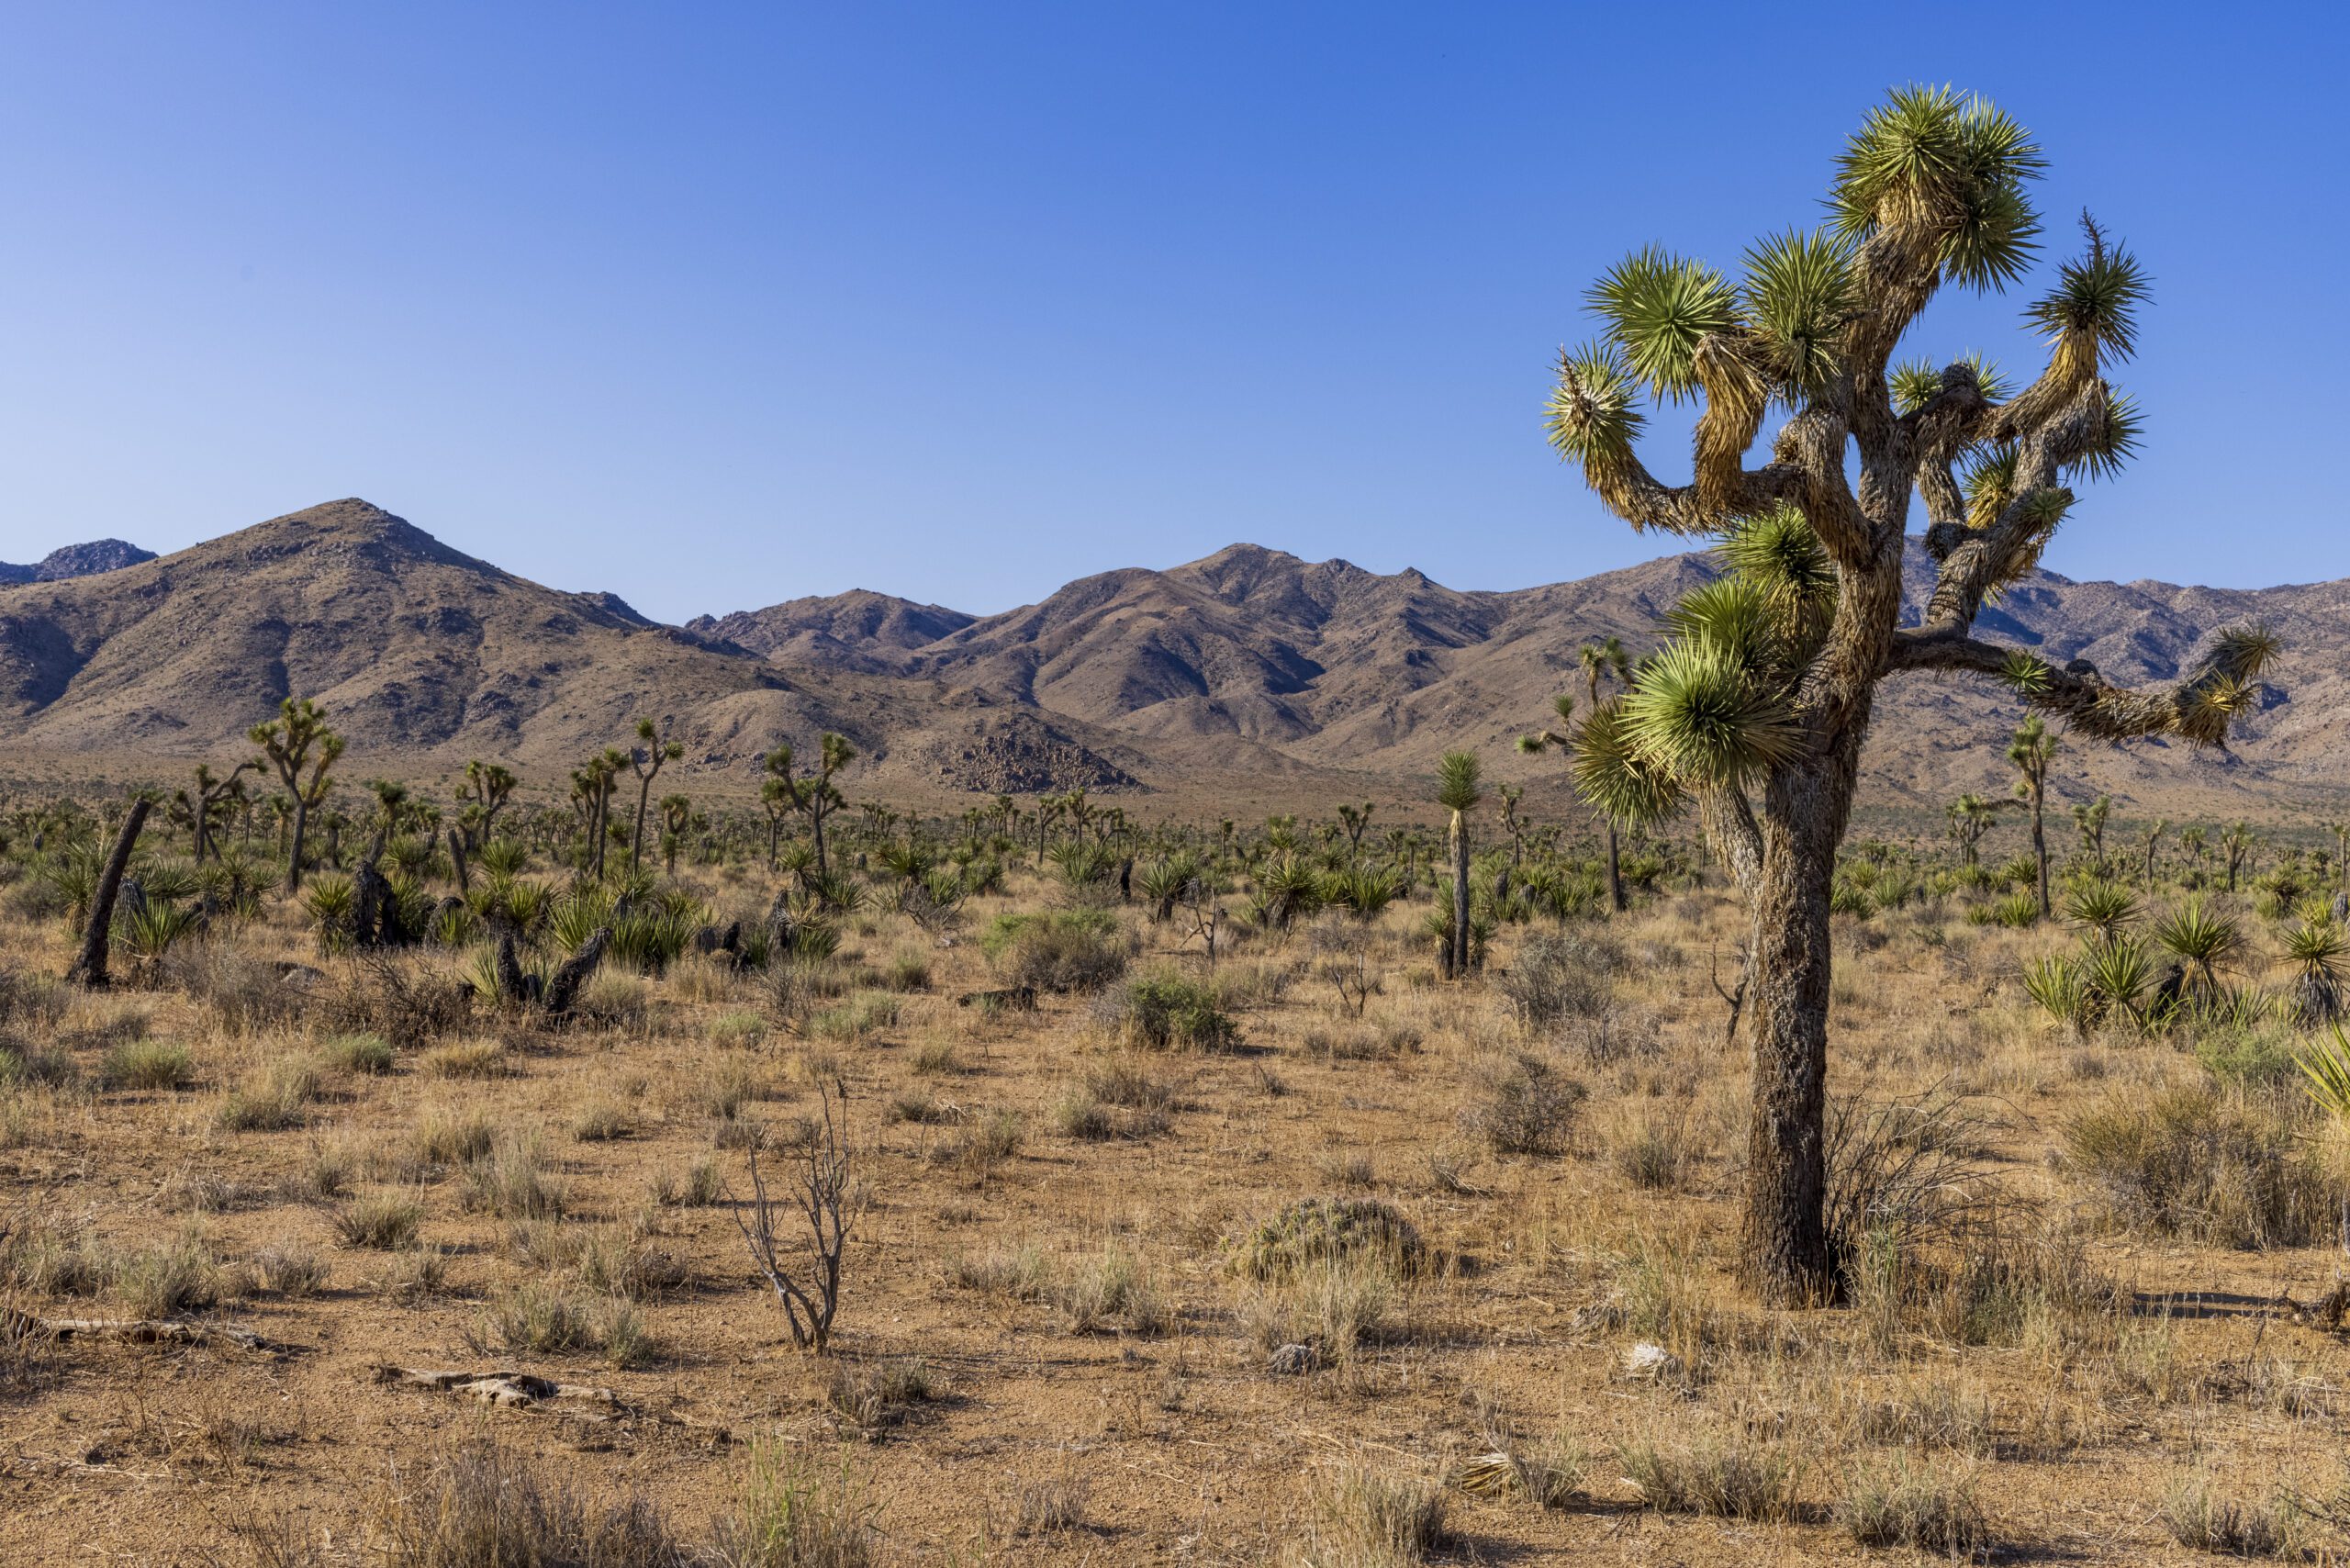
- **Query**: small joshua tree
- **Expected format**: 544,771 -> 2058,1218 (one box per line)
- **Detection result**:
1434,750 -> 1481,980
626,718 -> 684,873
250,698 -> 344,893
570,748 -> 626,879
455,759 -> 517,851
767,734 -> 856,885
1945,792 -> 2005,871
1540,85 -> 2275,1300
2072,793 -> 2111,863
659,792 -> 691,875
2006,713 -> 2057,917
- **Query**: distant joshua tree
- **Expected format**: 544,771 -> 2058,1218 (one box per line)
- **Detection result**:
627,718 -> 685,873
249,698 -> 344,893
2071,794 -> 2110,862
766,734 -> 856,883
571,749 -> 627,879
1945,792 -> 2004,870
659,792 -> 691,875
2006,713 -> 2057,916
1434,750 -> 1481,980
171,760 -> 254,864
1540,86 -> 2274,1298
457,759 -> 518,850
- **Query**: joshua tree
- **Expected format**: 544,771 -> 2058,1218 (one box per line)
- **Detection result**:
2141,818 -> 2169,890
2179,824 -> 2209,879
171,760 -> 254,864
758,760 -> 794,869
1540,86 -> 2274,1300
767,734 -> 856,884
68,796 -> 151,988
659,792 -> 691,875
2072,794 -> 2110,863
2221,820 -> 2255,892
456,759 -> 518,850
570,750 -> 626,880
2006,713 -> 2057,916
1577,637 -> 1634,911
626,718 -> 684,873
1945,792 -> 2004,869
250,698 -> 344,893
1337,802 -> 1375,851
365,778 -> 410,845
1496,784 -> 1527,867
1434,750 -> 1481,980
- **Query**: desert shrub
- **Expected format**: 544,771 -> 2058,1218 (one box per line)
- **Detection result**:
217,1057 -> 322,1131
1460,1053 -> 1586,1157
2159,1474 -> 2302,1559
708,1436 -> 878,1568
709,1010 -> 767,1048
1835,1458 -> 1990,1555
982,909 -> 1129,993
334,1193 -> 425,1249
571,1095 -> 634,1142
2065,1083 -> 2337,1248
1237,1255 -> 1400,1362
101,1039 -> 191,1092
1304,1463 -> 1449,1563
579,969 -> 648,1025
252,1241 -> 330,1297
476,1281 -> 652,1368
112,1230 -> 233,1318
1495,932 -> 1619,1034
1228,1196 -> 1423,1282
808,992 -> 900,1044
1619,1430 -> 1804,1522
414,1103 -> 497,1166
2195,1022 -> 2300,1088
375,1438 -> 691,1567
320,1032 -> 396,1075
1095,973 -> 1240,1051
824,1356 -> 936,1435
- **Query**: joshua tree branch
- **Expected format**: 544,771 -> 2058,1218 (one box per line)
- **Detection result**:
1888,630 -> 2263,744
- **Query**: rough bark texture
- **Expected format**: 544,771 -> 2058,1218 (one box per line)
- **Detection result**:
541,926 -> 610,1018
68,798 -> 150,988
1448,811 -> 1471,979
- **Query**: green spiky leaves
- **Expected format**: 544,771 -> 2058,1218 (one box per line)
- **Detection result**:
1618,639 -> 1802,790
1434,750 -> 1483,814
1544,343 -> 1646,466
1891,352 -> 2009,414
1998,650 -> 2053,695
2027,214 -> 2147,369
2066,388 -> 2143,483
1585,248 -> 1740,405
1830,84 -> 2044,292
1741,230 -> 1854,398
1570,700 -> 1685,825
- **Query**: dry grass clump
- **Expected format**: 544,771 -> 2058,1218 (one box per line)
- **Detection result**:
412,1102 -> 497,1166
2158,1473 -> 2304,1559
101,1037 -> 193,1091
459,1134 -> 569,1221
571,1094 -> 634,1142
1292,1462 -> 1449,1567
252,1239 -> 330,1297
217,1056 -> 323,1131
333,1193 -> 425,1250
420,1036 -> 510,1081
374,1437 -> 692,1567
319,1031 -> 396,1075
1834,1457 -> 1990,1555
824,1357 -> 935,1436
2065,1081 -> 2340,1248
1228,1196 -> 1424,1282
475,1280 -> 654,1369
708,1437 -> 878,1567
1495,930 -> 1619,1035
112,1228 -> 243,1318
1619,1427 -> 1806,1522
983,909 -> 1129,994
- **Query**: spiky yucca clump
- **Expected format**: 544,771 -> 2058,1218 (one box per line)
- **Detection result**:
1227,1197 -> 1424,1282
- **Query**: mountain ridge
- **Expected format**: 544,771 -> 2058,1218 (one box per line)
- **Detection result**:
2,499 -> 2341,813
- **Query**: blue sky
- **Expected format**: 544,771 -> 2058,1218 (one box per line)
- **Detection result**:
0,2 -> 2339,621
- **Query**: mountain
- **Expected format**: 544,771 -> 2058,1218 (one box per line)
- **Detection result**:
2,500 -> 2341,814
0,539 -> 156,586
711,542 -> 2348,812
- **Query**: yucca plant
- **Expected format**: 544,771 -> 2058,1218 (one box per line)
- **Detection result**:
1434,751 -> 1482,978
2154,898 -> 2239,995
303,874 -> 357,954
2281,918 -> 2346,1025
2295,1024 -> 2350,1124
118,898 -> 200,961
2061,879 -> 2140,940
2022,954 -> 2091,1036
1136,855 -> 1201,923
2081,933 -> 2157,1028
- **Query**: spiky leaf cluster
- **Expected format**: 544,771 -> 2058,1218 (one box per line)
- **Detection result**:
1830,84 -> 2044,291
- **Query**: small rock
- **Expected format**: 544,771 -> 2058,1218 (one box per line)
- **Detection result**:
1267,1342 -> 1321,1376
1620,1341 -> 1682,1382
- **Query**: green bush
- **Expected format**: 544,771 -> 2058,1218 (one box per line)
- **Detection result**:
983,909 -> 1129,993
1098,973 -> 1239,1051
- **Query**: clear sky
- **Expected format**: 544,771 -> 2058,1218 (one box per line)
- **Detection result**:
0,2 -> 2340,622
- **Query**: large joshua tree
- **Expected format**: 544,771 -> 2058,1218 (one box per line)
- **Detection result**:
250,698 -> 345,893
1542,86 -> 2276,1301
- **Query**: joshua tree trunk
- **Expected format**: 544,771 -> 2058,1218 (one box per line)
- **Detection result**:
70,799 -> 151,988
2027,777 -> 2048,916
811,800 -> 831,884
1448,810 -> 1471,979
1605,824 -> 1626,913
285,795 -> 311,894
